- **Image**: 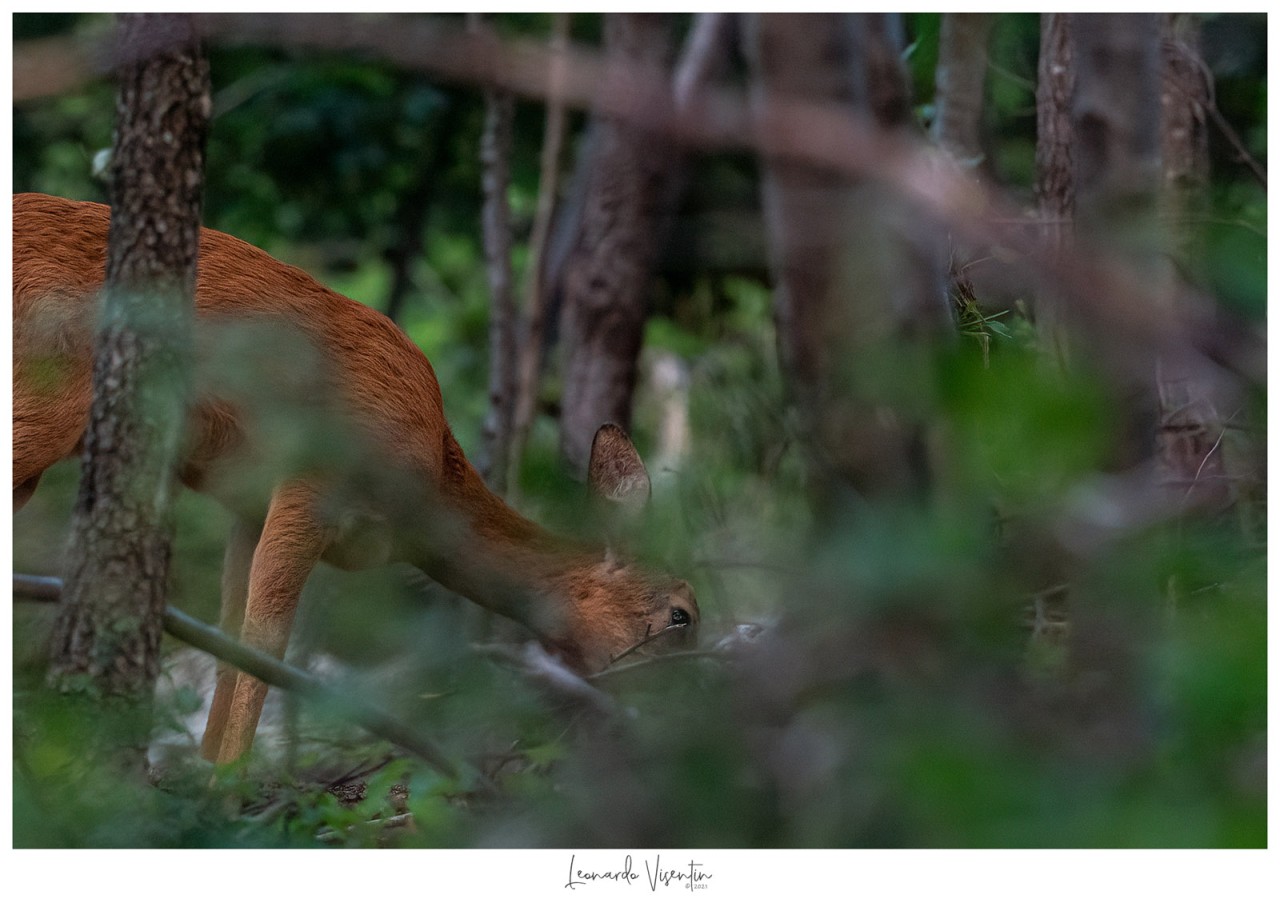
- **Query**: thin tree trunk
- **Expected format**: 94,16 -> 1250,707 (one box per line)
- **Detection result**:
931,13 -> 995,167
1036,14 -> 1075,247
930,13 -> 995,350
477,72 -> 518,492
1159,14 -> 1210,280
47,13 -> 209,760
383,180 -> 432,325
556,13 -> 680,475
1072,13 -> 1165,472
1155,14 -> 1230,512
1071,14 -> 1162,257
507,12 -> 571,498
1034,12 -> 1075,366
383,98 -> 465,324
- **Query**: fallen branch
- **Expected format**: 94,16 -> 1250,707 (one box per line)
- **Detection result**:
13,573 -> 458,779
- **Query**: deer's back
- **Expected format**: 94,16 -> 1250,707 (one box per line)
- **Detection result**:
13,193 -> 455,511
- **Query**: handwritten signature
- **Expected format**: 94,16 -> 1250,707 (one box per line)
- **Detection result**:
566,854 -> 712,891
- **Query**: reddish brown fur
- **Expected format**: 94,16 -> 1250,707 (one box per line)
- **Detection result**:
12,193 -> 698,764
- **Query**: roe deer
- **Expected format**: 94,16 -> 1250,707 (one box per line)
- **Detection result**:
12,193 -> 698,765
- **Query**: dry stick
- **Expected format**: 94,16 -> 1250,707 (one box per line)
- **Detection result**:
13,574 -> 458,779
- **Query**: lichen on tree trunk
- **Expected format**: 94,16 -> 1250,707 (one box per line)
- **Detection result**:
48,14 -> 210,715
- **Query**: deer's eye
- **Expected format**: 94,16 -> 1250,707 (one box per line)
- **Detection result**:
670,607 -> 691,627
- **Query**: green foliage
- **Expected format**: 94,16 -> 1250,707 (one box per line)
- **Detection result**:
942,343 -> 1115,503
1203,181 -> 1267,318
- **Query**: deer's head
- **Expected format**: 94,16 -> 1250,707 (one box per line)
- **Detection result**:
548,424 -> 699,674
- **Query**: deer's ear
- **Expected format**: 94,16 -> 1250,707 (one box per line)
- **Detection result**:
587,423 -> 651,521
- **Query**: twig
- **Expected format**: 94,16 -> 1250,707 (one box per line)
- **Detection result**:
589,648 -> 726,682
1183,411 -> 1236,504
13,574 -> 459,779
607,622 -> 692,667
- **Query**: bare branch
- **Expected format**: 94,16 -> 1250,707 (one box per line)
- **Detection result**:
12,34 -> 102,102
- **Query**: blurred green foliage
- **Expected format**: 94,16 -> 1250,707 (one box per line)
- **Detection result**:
11,13 -> 1266,848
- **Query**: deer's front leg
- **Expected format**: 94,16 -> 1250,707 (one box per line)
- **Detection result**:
211,483 -> 329,766
200,516 -> 261,762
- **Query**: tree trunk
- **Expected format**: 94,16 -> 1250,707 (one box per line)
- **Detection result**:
931,13 -> 995,167
556,13 -> 680,475
1071,15 -> 1162,257
1159,14 -> 1210,280
1072,15 -> 1165,469
1154,14 -> 1230,511
47,14 -> 209,752
383,98 -> 464,325
1034,13 -> 1075,364
674,13 -> 737,111
477,51 -> 518,493
747,13 -> 948,505
507,12 -> 571,498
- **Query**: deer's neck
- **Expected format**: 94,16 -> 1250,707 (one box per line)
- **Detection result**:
405,436 -> 598,641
